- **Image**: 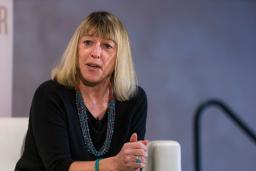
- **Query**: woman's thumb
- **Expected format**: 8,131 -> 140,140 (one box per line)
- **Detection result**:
129,133 -> 138,142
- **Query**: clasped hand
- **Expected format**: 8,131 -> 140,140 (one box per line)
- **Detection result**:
113,133 -> 149,171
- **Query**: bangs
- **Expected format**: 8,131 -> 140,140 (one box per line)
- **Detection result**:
80,12 -> 117,42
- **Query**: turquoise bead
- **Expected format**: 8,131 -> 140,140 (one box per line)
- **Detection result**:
76,91 -> 116,157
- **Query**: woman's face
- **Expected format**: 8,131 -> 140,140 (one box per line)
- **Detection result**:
78,35 -> 117,86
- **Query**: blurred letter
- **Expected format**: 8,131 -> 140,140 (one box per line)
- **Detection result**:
0,5 -> 8,35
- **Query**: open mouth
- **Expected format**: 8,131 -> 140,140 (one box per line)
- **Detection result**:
86,63 -> 101,69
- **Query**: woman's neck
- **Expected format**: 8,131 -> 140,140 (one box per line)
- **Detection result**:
78,79 -> 112,119
79,79 -> 111,98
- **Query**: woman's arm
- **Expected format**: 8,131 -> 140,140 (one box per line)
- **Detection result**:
68,157 -> 115,171
129,87 -> 148,140
69,133 -> 148,171
31,83 -> 74,171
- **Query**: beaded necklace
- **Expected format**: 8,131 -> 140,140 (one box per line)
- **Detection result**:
76,90 -> 116,157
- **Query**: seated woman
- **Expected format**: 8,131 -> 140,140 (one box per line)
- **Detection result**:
15,11 -> 148,171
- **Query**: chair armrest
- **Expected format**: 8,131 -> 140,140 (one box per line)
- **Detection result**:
0,117 -> 28,171
143,141 -> 181,171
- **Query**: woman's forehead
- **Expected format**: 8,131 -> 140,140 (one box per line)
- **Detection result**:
82,23 -> 116,37
81,29 -> 116,42
80,35 -> 116,43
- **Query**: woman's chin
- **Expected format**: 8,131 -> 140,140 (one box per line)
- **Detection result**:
80,76 -> 108,87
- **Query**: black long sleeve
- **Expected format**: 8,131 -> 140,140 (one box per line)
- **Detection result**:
15,80 -> 147,171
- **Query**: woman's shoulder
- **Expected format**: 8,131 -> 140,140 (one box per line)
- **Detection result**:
126,86 -> 147,103
135,86 -> 147,99
36,80 -> 63,92
34,80 -> 72,98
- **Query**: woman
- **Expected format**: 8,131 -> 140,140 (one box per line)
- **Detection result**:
15,11 -> 148,171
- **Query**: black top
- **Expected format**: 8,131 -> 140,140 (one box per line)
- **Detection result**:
15,80 -> 147,171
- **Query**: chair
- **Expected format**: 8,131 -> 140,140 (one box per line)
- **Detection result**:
0,117 -> 28,171
0,117 -> 181,171
144,141 -> 181,171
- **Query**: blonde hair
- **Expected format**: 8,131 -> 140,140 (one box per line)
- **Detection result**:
51,11 -> 138,101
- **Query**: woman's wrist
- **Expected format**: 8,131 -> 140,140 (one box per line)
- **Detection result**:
100,156 -> 118,171
94,159 -> 101,171
69,157 -> 117,171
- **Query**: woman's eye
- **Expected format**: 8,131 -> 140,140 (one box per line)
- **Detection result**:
83,40 -> 93,46
103,43 -> 113,49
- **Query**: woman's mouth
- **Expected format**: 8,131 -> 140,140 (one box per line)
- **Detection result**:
86,63 -> 101,70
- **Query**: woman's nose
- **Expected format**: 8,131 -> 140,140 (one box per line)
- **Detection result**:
90,44 -> 101,59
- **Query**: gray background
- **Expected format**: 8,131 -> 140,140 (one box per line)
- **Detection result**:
13,0 -> 256,171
